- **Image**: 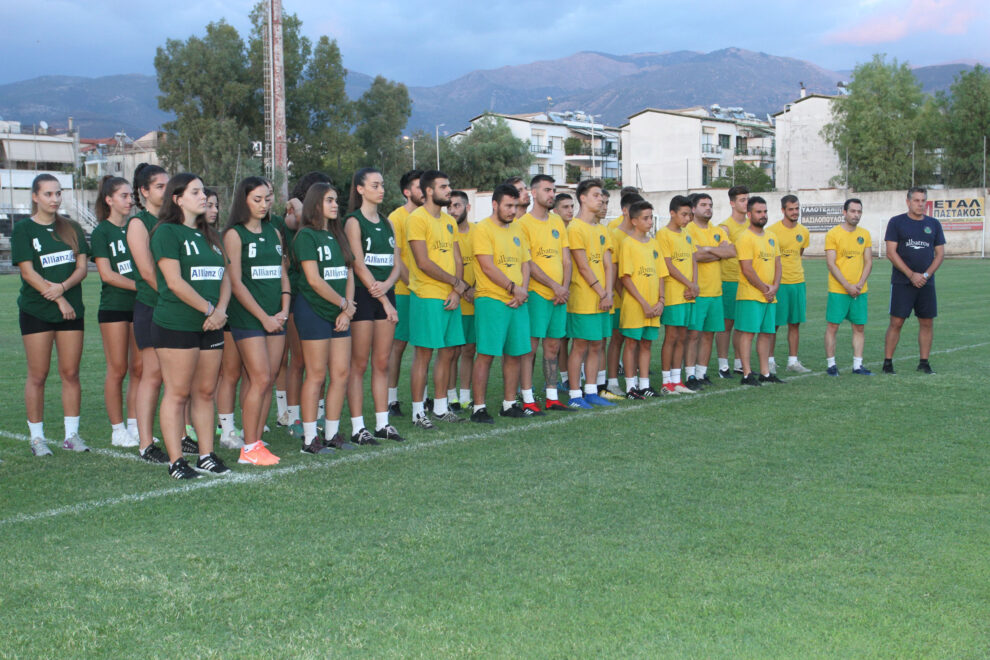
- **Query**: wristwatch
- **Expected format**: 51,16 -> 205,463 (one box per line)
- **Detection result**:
922,272 -> 929,280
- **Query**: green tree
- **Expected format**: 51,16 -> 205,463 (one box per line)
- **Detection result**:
354,76 -> 412,209
710,161 -> 773,191
442,114 -> 532,191
938,65 -> 990,188
822,54 -> 937,191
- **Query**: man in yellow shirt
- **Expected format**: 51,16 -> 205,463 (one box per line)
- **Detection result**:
406,170 -> 469,428
505,176 -> 531,220
519,174 -> 572,413
387,169 -> 423,416
767,195 -> 812,374
554,193 -> 575,226
449,191 -> 475,410
469,184 -> 532,423
604,191 -> 645,399
824,198 -> 873,376
716,185 -> 750,378
657,195 -> 699,394
735,196 -> 782,386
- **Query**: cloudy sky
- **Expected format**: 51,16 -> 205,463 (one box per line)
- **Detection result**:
2,0 -> 987,86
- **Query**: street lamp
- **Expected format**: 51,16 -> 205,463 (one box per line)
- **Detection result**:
403,135 -> 416,169
435,123 -> 445,170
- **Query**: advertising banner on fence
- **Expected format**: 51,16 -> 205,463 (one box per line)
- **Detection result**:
800,203 -> 845,232
925,197 -> 984,231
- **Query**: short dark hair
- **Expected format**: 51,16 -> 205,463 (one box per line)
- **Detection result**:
629,200 -> 654,218
728,185 -> 750,201
843,198 -> 863,211
529,174 -> 554,187
747,196 -> 767,211
553,193 -> 572,207
620,192 -> 644,209
907,186 -> 927,199
780,194 -> 799,208
691,192 -> 712,208
601,189 -> 610,198
669,195 -> 693,212
620,186 -> 639,197
492,183 -> 520,204
291,171 -> 333,202
503,175 -> 525,188
419,170 -> 448,194
576,178 -> 603,201
450,190 -> 469,203
399,169 -> 424,194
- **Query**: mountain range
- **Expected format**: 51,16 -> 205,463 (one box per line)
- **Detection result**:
0,49 -> 980,139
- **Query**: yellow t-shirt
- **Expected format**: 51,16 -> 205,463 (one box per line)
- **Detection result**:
406,206 -> 457,300
719,216 -> 750,282
824,225 -> 871,294
388,205 -> 411,295
472,217 -> 530,304
610,224 -> 633,310
455,224 -> 475,315
655,226 -> 697,307
607,216 -> 623,231
685,221 -> 725,298
619,237 -> 669,329
735,229 -> 780,302
767,220 -> 810,285
567,218 -> 612,315
518,212 -> 568,302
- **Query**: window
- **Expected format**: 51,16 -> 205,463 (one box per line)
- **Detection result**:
718,134 -> 730,149
702,165 -> 710,186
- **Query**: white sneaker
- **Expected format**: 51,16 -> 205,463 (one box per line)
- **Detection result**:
62,433 -> 90,452
786,361 -> 812,373
276,411 -> 290,427
112,428 -> 139,447
30,436 -> 52,457
219,429 -> 245,449
672,384 -> 696,394
263,424 -> 270,433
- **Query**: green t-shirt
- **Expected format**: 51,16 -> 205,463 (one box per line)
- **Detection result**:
90,220 -> 137,311
293,227 -> 348,322
271,213 -> 300,295
346,209 -> 396,285
11,218 -> 89,323
227,222 -> 284,330
151,223 -> 226,332
128,209 -> 159,308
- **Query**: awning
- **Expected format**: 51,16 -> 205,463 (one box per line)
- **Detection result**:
1,137 -> 75,164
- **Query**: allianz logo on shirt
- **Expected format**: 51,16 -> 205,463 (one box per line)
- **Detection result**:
251,265 -> 282,279
365,253 -> 394,266
117,260 -> 133,275
905,239 -> 930,250
323,266 -> 347,280
190,266 -> 224,281
40,250 -> 75,268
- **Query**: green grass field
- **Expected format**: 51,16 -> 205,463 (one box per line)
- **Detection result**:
1,259 -> 988,658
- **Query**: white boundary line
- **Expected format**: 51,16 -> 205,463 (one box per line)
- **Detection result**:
2,340 -> 988,527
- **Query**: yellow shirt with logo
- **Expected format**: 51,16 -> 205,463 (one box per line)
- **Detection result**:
767,220 -> 810,284
619,237 -> 669,329
472,217 -> 530,304
518,211 -> 568,302
824,225 -> 871,294
735,229 -> 780,302
655,226 -> 697,307
610,224 -> 633,311
455,224 -> 475,315
389,205 -> 412,295
607,216 -> 623,231
567,218 -> 612,315
718,216 -> 750,282
406,206 -> 457,300
685,221 -> 725,298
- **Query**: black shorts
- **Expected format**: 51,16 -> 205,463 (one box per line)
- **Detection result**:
889,282 -> 937,319
151,322 -> 224,350
19,311 -> 84,335
98,309 -> 134,324
352,287 -> 395,322
133,301 -> 156,350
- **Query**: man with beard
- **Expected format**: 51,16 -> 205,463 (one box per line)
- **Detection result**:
505,176 -> 531,220
717,185 -> 751,378
448,190 -> 476,409
767,195 -> 812,374
824,199 -> 873,376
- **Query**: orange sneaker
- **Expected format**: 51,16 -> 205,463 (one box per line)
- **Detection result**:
238,442 -> 281,466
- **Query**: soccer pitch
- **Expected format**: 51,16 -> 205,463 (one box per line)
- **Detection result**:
1,260 -> 987,658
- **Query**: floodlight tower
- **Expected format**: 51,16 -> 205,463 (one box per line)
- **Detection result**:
263,0 -> 288,199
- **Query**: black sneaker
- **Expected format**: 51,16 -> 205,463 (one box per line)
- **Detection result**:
351,428 -> 380,446
882,360 -> 896,375
470,407 -> 494,424
740,373 -> 761,386
412,413 -> 436,430
374,425 -> 405,442
326,433 -> 358,450
700,375 -> 714,386
181,435 -> 199,454
758,374 -> 786,384
388,401 -> 403,416
917,361 -> 935,374
499,403 -> 527,419
685,376 -> 703,391
733,366 -> 744,375
195,452 -> 232,475
424,397 -> 434,413
639,387 -> 661,398
140,444 -> 169,464
450,401 -> 462,412
169,457 -> 200,480
625,389 -> 645,400
301,437 -> 334,454
718,368 -> 732,379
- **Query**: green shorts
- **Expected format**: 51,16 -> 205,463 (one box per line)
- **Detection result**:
566,312 -> 610,342
734,300 -> 776,334
475,297 -> 531,357
687,296 -> 724,333
621,326 -> 659,341
826,291 -> 868,326
409,292 -> 465,349
527,293 -> 567,339
776,282 -> 807,325
611,308 -> 621,330
722,281 -> 738,320
661,302 -> 694,327
394,293 -> 410,342
462,312 -> 476,345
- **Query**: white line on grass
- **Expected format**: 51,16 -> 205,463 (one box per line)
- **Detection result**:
0,430 -> 144,462
2,340 -> 988,527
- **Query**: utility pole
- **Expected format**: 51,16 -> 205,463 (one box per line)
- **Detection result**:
435,124 -> 445,170
263,0 -> 288,199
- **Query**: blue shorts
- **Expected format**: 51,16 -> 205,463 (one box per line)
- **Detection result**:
889,282 -> 937,319
292,294 -> 350,341
229,326 -> 286,341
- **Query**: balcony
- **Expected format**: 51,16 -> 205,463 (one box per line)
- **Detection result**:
735,146 -> 774,158
701,143 -> 721,155
529,143 -> 552,155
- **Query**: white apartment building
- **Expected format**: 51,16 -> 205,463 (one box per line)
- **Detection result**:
621,105 -> 775,192
82,131 -> 163,182
773,94 -> 843,191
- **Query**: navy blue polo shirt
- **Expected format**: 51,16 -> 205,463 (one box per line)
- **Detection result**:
884,214 -> 945,284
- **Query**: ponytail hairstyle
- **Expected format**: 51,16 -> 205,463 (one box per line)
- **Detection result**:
300,182 -> 353,264
95,175 -> 130,222
132,162 -> 167,210
348,167 -> 382,213
224,176 -> 270,232
31,173 -> 79,253
156,173 -> 223,252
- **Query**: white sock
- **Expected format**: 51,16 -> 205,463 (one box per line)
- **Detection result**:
388,387 -> 398,404
28,420 -> 44,438
734,358 -> 742,370
787,355 -> 798,366
521,388 -> 535,404
64,416 -> 80,438
640,377 -> 651,390
584,383 -> 597,396
696,365 -> 708,378
244,440 -> 261,451
579,364 -> 586,382
559,371 -> 568,385
672,369 -> 682,384
126,418 -> 138,435
459,388 -> 471,404
685,366 -> 695,378
218,413 -> 235,435
275,390 -> 287,416
111,422 -> 125,431
502,400 -> 514,411
447,388 -> 457,402
762,372 -> 771,378
718,358 -> 729,370
826,356 -> 836,367
375,411 -> 389,430
324,419 -> 340,439
473,403 -> 485,413
350,416 -> 365,433
545,387 -> 558,401
662,370 -> 671,384
317,399 -> 326,419
287,405 -> 300,425
596,370 -> 606,386
433,397 -> 448,416
853,356 -> 863,370
768,357 -> 777,372
200,454 -> 211,461
625,376 -> 638,392
411,401 -> 424,419
303,421 -> 317,442
607,377 -> 619,389
569,388 -> 582,400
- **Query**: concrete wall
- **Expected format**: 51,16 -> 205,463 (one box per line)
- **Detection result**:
624,112 -> 705,191
775,96 -> 843,191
